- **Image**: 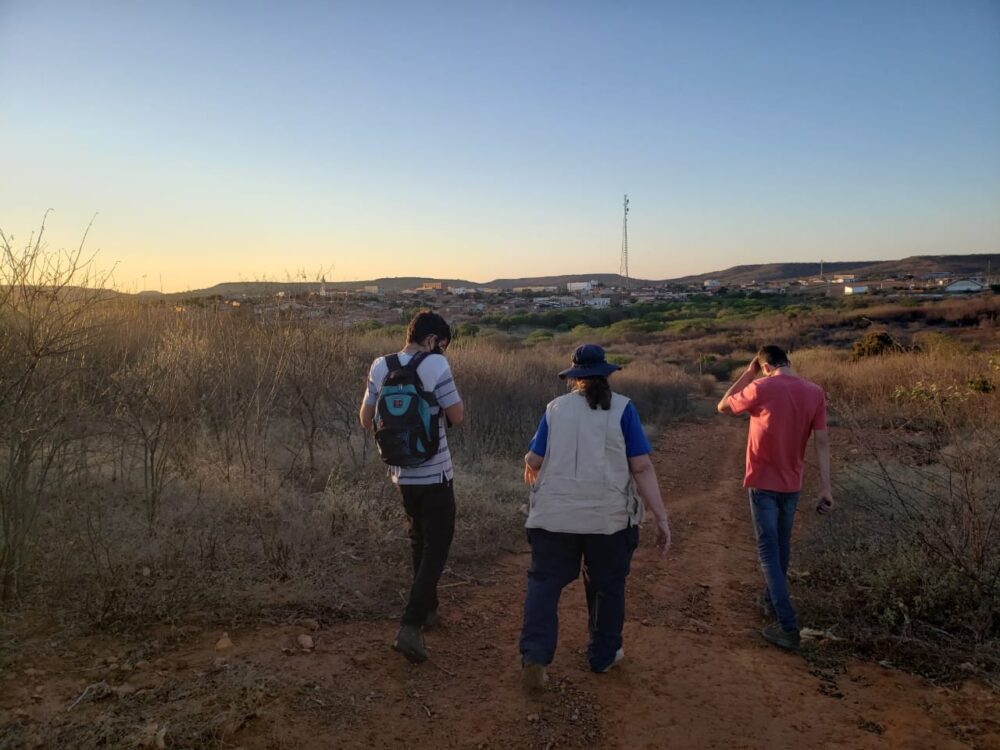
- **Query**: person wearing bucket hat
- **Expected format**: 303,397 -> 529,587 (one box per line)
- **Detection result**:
557,343 -> 623,379
518,344 -> 671,690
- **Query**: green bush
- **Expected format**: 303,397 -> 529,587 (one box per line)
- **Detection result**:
851,330 -> 903,359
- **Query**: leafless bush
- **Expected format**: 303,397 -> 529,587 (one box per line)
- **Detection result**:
0,228 -> 696,629
0,216 -> 111,601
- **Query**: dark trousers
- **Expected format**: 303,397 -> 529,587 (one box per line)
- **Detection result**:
398,480 -> 456,627
519,526 -> 639,672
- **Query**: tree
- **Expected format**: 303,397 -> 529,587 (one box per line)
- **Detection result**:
0,215 -> 111,601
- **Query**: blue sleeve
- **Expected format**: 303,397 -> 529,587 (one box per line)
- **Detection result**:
528,414 -> 548,455
620,402 -> 651,457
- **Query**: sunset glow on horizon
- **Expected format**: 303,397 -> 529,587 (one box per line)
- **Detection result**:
1,1 -> 998,293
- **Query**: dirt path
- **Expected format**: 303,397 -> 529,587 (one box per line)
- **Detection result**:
3,418 -> 998,748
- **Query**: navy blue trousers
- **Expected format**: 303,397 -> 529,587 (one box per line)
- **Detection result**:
519,526 -> 639,672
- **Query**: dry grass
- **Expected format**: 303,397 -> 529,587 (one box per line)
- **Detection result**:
793,342 -> 1000,680
1,270 -> 693,635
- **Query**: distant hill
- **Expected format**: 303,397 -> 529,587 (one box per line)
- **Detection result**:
662,262 -> 876,286
176,278 -> 478,298
170,274 -> 637,298
160,253 -> 997,298
483,273 -> 630,288
660,254 -> 998,286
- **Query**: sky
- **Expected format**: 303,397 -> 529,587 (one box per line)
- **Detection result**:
1,1 -> 998,292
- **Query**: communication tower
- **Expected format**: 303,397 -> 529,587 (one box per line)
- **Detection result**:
619,194 -> 630,292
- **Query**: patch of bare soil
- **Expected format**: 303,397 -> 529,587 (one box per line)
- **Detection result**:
2,418 -> 998,749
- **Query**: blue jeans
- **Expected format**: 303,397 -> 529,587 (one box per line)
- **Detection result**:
519,526 -> 639,672
748,488 -> 800,631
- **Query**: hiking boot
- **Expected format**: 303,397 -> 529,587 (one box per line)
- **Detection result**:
393,625 -> 428,663
761,624 -> 801,651
596,648 -> 625,674
423,608 -> 440,631
757,594 -> 775,619
521,661 -> 548,692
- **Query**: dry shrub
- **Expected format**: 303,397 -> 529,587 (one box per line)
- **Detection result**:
1,281 -> 694,632
794,336 -> 1000,678
698,374 -> 718,397
794,345 -> 1000,428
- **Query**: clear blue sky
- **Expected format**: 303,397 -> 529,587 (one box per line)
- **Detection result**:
1,1 -> 998,291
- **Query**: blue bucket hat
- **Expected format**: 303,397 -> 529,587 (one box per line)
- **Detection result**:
558,344 -> 621,380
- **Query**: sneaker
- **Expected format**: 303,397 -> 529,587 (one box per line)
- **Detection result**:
757,594 -> 775,619
393,625 -> 428,663
423,608 -> 440,631
761,624 -> 801,651
521,661 -> 549,692
597,648 -> 625,673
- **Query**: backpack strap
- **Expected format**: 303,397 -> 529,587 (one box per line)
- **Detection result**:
407,351 -> 429,370
406,351 -> 439,407
378,354 -> 403,391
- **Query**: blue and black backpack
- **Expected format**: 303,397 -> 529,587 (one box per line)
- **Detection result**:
373,353 -> 441,467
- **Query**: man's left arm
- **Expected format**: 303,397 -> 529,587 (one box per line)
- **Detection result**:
435,360 -> 464,427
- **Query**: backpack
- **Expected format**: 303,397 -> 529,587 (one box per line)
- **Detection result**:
373,353 -> 441,467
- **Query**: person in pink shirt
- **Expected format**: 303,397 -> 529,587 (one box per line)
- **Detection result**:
717,345 -> 833,650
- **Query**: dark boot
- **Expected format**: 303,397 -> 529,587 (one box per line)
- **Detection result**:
393,625 -> 428,663
423,608 -> 440,631
521,661 -> 548,692
761,624 -> 801,650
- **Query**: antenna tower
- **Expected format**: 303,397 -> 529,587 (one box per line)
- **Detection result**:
619,194 -> 630,292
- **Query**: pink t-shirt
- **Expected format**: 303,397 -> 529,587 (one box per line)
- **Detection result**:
727,373 -> 827,493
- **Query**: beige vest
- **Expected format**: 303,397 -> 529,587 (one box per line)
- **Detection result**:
527,391 -> 644,534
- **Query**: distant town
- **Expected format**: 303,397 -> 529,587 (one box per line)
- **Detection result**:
156,256 -> 998,329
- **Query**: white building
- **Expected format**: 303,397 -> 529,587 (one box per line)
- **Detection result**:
844,285 -> 869,295
567,281 -> 594,293
945,279 -> 985,293
703,279 -> 722,289
585,297 -> 611,308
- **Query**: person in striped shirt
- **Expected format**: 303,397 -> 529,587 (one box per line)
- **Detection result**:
359,311 -> 464,663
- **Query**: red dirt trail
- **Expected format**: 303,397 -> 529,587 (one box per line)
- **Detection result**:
2,419 -> 998,748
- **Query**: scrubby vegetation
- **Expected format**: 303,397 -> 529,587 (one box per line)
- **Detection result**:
2,223 -> 998,708
0,231 -> 693,635
794,346 -> 1000,680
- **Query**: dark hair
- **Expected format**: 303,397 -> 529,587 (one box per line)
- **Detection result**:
757,344 -> 790,368
573,376 -> 612,410
406,310 -> 451,344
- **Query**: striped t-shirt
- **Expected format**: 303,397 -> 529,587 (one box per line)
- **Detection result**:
364,352 -> 461,485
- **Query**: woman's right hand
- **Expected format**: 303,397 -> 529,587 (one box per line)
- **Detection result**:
523,462 -> 538,486
654,516 -> 671,556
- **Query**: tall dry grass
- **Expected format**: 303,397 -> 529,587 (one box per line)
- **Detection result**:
0,237 -> 694,631
793,341 -> 1000,678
